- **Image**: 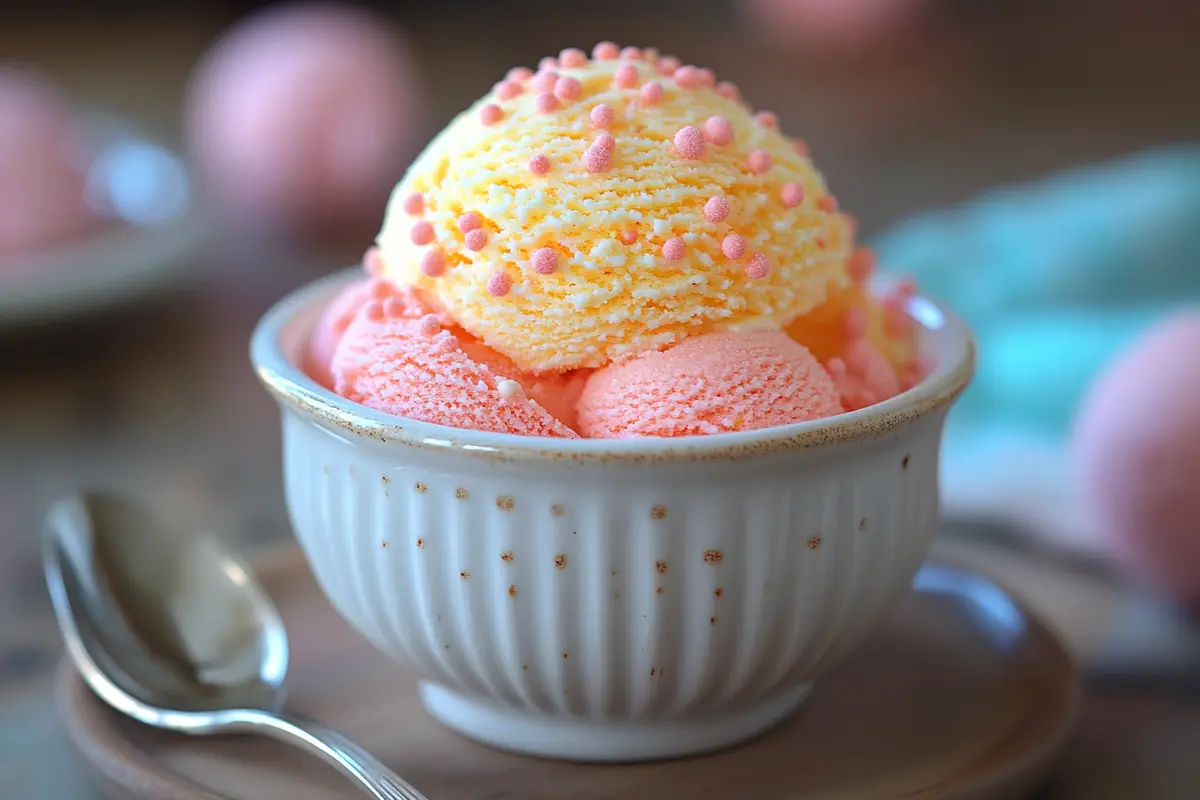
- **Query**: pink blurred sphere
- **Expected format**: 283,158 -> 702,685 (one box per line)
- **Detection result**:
742,0 -> 925,55
185,3 -> 425,237
0,69 -> 98,257
1072,312 -> 1200,604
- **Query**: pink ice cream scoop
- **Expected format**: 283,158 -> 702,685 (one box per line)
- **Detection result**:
826,337 -> 902,412
307,271 -> 450,389
576,331 -> 843,438
329,295 -> 579,438
0,69 -> 98,256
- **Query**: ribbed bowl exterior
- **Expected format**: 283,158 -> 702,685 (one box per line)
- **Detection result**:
282,407 -> 947,722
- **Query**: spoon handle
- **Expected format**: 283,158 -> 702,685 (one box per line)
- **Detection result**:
233,710 -> 430,800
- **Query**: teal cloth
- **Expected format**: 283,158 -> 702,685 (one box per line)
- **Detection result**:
871,144 -> 1200,463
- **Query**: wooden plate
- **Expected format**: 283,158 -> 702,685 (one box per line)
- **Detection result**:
57,547 -> 1080,800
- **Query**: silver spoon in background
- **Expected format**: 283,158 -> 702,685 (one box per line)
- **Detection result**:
43,491 -> 430,800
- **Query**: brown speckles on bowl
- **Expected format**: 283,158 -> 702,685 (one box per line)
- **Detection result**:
650,666 -> 663,678
380,475 -> 390,495
500,550 -> 515,563
522,664 -> 528,671
655,561 -> 669,575
807,536 -> 823,550
902,454 -> 911,470
460,571 -> 471,580
416,538 -> 425,549
650,505 -> 668,520
554,553 -> 568,569
497,495 -> 515,511
414,482 -> 428,494
562,652 -> 569,660
714,587 -> 724,598
381,541 -> 388,549
655,585 -> 664,595
508,584 -> 518,598
703,549 -> 724,564
455,487 -> 469,500
550,503 -> 565,517
859,517 -> 869,532
710,616 -> 718,626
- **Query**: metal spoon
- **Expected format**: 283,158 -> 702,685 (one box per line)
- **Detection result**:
43,491 -> 429,800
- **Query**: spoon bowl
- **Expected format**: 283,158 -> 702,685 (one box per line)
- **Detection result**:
44,491 -> 428,800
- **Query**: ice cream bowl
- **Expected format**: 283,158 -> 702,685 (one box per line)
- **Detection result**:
251,267 -> 974,763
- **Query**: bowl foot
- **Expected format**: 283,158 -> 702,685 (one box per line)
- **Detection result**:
419,681 -> 813,762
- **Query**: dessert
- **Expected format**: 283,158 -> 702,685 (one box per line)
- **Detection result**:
0,69 -> 100,258
308,43 -> 920,437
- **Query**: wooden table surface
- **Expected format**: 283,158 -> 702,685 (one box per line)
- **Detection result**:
3,4 -> 1200,797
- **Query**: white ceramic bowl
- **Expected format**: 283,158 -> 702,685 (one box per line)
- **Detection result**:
251,269 -> 974,762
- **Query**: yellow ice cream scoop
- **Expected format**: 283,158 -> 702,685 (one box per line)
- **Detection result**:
376,45 -> 853,372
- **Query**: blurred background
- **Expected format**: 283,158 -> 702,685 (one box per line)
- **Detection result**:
3,0 -> 1200,796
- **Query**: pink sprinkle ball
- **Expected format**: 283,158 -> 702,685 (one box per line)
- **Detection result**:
507,66 -> 533,81
494,80 -> 522,101
722,233 -> 746,259
618,228 -> 639,245
620,46 -> 644,60
582,146 -> 611,174
662,237 -> 686,261
457,211 -> 482,232
529,153 -> 551,175
535,93 -> 560,114
593,41 -> 620,61
364,301 -> 385,322
673,126 -> 706,159
402,192 -> 424,216
530,247 -> 559,275
592,133 -> 616,152
748,149 -> 773,174
381,296 -> 406,318
480,103 -> 503,125
640,82 -> 663,104
658,55 -> 681,75
614,63 -> 640,89
590,104 -> 615,128
531,71 -> 558,93
465,228 -> 489,251
847,247 -> 875,283
745,252 -> 770,279
183,3 -> 425,237
756,110 -> 779,129
817,195 -> 839,212
539,56 -> 559,71
793,139 -> 810,157
417,313 -> 442,337
703,115 -> 734,146
367,278 -> 392,299
716,81 -> 741,101
560,48 -> 588,67
673,66 -> 706,89
704,196 -> 730,223
419,250 -> 445,277
410,220 -> 435,245
486,271 -> 512,296
780,182 -> 804,207
363,246 -> 384,275
554,76 -> 582,101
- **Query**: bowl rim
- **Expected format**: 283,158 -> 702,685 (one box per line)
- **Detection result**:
250,268 -> 974,464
